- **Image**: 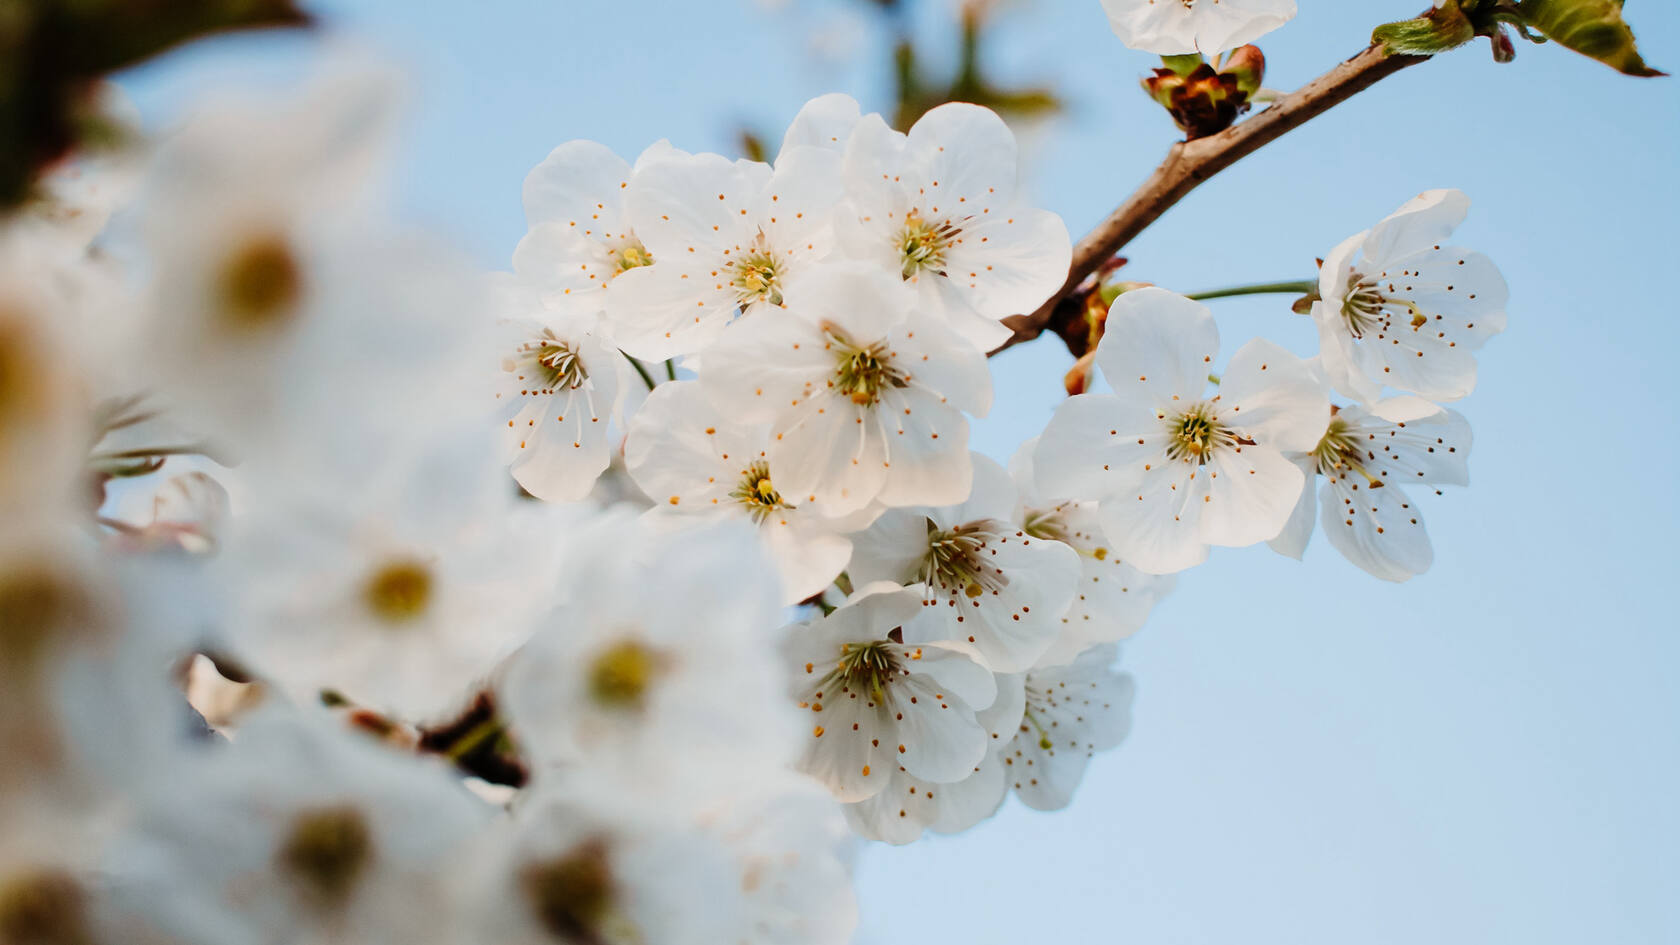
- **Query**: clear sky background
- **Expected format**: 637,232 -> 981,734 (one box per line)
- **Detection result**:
117,2 -> 1678,942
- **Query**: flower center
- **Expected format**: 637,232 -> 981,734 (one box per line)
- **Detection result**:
836,640 -> 901,706
219,232 -> 302,328
727,243 -> 785,307
898,210 -> 960,279
607,240 -> 654,275
730,461 -> 790,523
521,840 -> 620,943
921,518 -> 1010,599
587,639 -> 665,710
1310,412 -> 1383,488
0,869 -> 90,945
277,805 -> 373,908
1340,271 -> 1428,339
363,559 -> 433,624
823,324 -> 908,406
1163,402 -> 1235,465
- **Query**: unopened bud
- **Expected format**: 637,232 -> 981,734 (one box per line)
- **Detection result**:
1219,46 -> 1266,98
1064,350 -> 1098,397
1141,47 -> 1267,140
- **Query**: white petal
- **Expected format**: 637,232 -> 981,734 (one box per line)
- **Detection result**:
1033,393 -> 1163,502
1219,338 -> 1331,453
522,139 -> 633,233
605,262 -> 735,361
1094,462 -> 1211,575
1362,189 -> 1471,264
1266,456 -> 1319,560
626,152 -> 766,257
1009,644 -> 1134,811
941,207 -> 1071,320
1095,287 -> 1221,406
873,387 -> 974,510
1199,444 -> 1306,548
1319,476 -> 1433,582
778,93 -> 864,159
906,102 -> 1019,208
700,310 -> 830,423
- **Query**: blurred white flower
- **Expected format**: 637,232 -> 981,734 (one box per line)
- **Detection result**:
1035,288 -> 1328,574
1313,189 -> 1508,404
460,781 -> 745,945
1099,0 -> 1296,55
1008,439 -> 1174,668
701,265 -> 991,516
1270,396 -> 1471,582
787,583 -> 998,804
109,710 -> 490,945
836,103 -> 1071,350
215,435 -> 560,723
847,453 -> 1080,673
499,514 -> 794,780
623,380 -> 854,605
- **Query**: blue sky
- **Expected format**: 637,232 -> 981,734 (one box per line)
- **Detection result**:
120,2 -> 1678,942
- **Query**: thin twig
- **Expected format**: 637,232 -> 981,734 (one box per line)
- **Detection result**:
992,44 -> 1427,356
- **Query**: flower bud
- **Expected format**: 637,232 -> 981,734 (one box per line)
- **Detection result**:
1140,47 -> 1267,140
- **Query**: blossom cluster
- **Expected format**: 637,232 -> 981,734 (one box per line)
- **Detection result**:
0,0 -> 1520,940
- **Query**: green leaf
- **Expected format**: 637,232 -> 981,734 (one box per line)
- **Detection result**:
1373,1 -> 1476,55
1516,0 -> 1664,76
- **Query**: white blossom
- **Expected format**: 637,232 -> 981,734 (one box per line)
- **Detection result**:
494,282 -> 627,503
512,139 -> 674,315
108,710 -> 490,945
215,436 -> 562,723
835,103 -> 1071,350
499,514 -> 795,780
1035,287 -> 1329,574
1009,439 -> 1175,668
842,671 -> 1024,844
848,452 -> 1081,673
701,264 -> 991,516
623,380 -> 855,605
1270,396 -> 1471,582
1000,643 -> 1134,811
609,146 -> 843,360
787,583 -> 998,804
1312,189 -> 1508,404
1099,0 -> 1297,55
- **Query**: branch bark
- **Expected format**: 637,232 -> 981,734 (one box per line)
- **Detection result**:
992,44 -> 1429,356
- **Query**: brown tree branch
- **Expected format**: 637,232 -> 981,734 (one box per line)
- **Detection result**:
991,44 -> 1429,356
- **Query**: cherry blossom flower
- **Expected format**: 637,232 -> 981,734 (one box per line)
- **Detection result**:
701,264 -> 991,516
1009,440 -> 1175,668
512,139 -> 674,316
1313,189 -> 1508,403
842,672 -> 1025,844
1099,0 -> 1297,55
494,280 -> 627,503
609,146 -> 843,360
787,583 -> 998,804
1270,396 -> 1471,582
1034,288 -> 1329,574
848,453 -> 1081,673
999,643 -> 1134,811
499,514 -> 794,779
623,380 -> 855,604
835,103 -> 1071,350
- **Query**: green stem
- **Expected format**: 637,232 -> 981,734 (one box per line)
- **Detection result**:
1184,280 -> 1319,302
663,359 -> 677,382
445,716 -> 504,762
622,351 -> 658,391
